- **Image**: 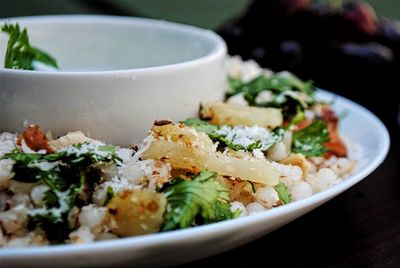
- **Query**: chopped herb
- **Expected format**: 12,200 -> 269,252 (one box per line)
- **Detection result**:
184,118 -> 284,152
227,72 -> 316,119
274,182 -> 291,204
2,141 -> 119,242
1,23 -> 58,70
287,107 -> 306,128
248,181 -> 257,193
292,120 -> 329,157
102,186 -> 114,206
161,170 -> 234,231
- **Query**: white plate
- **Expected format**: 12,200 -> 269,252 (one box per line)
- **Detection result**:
0,90 -> 390,267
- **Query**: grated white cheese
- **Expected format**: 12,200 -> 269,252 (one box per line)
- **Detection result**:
58,140 -> 108,158
0,132 -> 17,158
28,161 -> 57,171
132,135 -> 154,162
215,125 -> 279,151
294,140 -> 313,152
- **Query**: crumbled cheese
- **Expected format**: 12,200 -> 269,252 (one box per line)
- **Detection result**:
0,132 -> 17,158
215,125 -> 279,151
0,159 -> 14,189
252,149 -> 265,159
29,189 -> 72,222
294,140 -> 313,152
226,93 -> 248,106
58,140 -> 108,158
133,135 -> 154,162
28,161 -> 57,171
116,148 -> 135,163
255,90 -> 273,104
226,56 -> 262,82
230,201 -> 246,217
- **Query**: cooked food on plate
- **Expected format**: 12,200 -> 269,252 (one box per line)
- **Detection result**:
0,57 -> 356,247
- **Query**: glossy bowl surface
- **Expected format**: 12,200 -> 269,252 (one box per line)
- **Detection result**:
0,15 -> 226,145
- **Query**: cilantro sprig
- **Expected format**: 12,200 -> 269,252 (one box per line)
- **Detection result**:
2,141 -> 119,241
1,23 -> 58,70
160,170 -> 236,231
274,182 -> 291,204
292,120 -> 329,157
227,72 -> 316,119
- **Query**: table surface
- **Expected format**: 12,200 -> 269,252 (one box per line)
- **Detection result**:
185,94 -> 400,267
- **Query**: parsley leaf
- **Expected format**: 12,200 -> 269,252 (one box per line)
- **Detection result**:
1,23 -> 58,70
292,120 -> 329,157
161,170 -> 234,231
274,182 -> 291,204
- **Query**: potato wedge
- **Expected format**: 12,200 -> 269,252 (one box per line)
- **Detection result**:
280,153 -> 310,178
201,102 -> 282,129
142,123 -> 279,185
49,131 -> 91,150
107,190 -> 166,236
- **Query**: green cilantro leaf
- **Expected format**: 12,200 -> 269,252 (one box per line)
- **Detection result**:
274,182 -> 291,204
227,72 -> 316,119
1,23 -> 58,70
2,141 -> 119,242
161,170 -> 233,231
292,120 -> 330,157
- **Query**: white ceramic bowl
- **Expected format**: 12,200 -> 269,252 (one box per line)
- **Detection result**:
0,90 -> 390,267
0,15 -> 226,145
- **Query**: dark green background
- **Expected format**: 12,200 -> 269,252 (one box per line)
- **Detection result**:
1,0 -> 399,29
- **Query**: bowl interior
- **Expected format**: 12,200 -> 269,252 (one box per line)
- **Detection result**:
0,16 -> 220,71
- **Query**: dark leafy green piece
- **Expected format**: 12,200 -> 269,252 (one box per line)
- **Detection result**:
2,141 -> 119,241
287,107 -> 306,128
183,118 -> 219,139
1,23 -> 58,70
292,120 -> 329,157
274,182 -> 291,204
161,170 -> 235,231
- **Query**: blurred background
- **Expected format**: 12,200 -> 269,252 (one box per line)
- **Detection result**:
1,0 -> 400,29
1,1 -> 399,267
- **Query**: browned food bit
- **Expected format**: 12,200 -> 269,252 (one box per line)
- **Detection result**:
18,125 -> 55,153
153,119 -> 173,126
319,106 -> 347,157
107,189 -> 166,237
220,177 -> 255,206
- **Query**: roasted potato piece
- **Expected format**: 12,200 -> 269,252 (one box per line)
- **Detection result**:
281,153 -> 310,178
200,102 -> 282,129
49,131 -> 91,150
142,123 -> 279,185
107,190 -> 166,236
220,177 -> 255,206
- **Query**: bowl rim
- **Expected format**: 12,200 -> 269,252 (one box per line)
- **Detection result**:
0,15 -> 227,76
0,89 -> 390,258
